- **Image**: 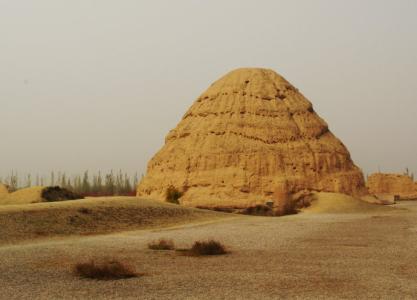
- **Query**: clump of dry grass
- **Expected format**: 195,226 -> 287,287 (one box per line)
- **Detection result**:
148,239 -> 175,250
73,259 -> 139,280
179,239 -> 228,256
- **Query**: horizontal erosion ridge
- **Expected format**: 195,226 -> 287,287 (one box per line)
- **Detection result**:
227,130 -> 295,144
220,129 -> 330,144
183,109 -> 313,120
196,84 -> 298,103
172,129 -> 329,145
196,91 -> 292,103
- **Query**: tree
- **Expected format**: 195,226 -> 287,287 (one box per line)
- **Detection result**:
115,170 -> 124,195
57,172 -> 62,187
124,173 -> 132,195
105,170 -> 115,195
82,171 -> 90,195
91,174 -> 98,195
25,174 -> 32,188
61,173 -> 67,188
8,171 -> 18,192
97,171 -> 103,195
50,171 -> 55,186
73,175 -> 82,194
67,178 -> 72,190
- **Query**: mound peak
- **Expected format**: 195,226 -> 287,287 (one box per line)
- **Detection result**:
137,68 -> 366,208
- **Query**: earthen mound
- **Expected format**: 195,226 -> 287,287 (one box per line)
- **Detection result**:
0,186 -> 84,205
137,68 -> 366,209
367,173 -> 417,200
0,197 -> 226,245
302,192 -> 394,214
0,184 -> 9,199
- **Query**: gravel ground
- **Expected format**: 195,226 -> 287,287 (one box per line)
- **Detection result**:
1,202 -> 417,299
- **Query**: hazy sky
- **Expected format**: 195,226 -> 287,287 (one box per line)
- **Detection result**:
1,0 -> 416,179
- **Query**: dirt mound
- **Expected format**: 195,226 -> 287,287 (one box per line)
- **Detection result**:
137,68 -> 366,209
0,186 -> 45,205
0,186 -> 84,205
360,194 -> 395,205
367,173 -> 417,200
0,184 -> 9,199
302,192 -> 394,214
0,197 -> 228,245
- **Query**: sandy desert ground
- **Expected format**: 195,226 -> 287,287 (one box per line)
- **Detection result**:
1,195 -> 417,299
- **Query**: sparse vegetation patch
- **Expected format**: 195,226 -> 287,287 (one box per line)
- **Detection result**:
73,259 -> 139,280
179,239 -> 228,256
41,186 -> 84,202
148,239 -> 175,250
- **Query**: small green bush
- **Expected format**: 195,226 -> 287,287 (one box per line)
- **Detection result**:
165,186 -> 182,204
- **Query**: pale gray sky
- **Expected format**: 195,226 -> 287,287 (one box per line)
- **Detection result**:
1,0 -> 416,178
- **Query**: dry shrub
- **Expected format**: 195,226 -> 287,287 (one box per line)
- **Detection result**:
241,204 -> 273,216
184,240 -> 228,256
73,259 -> 138,280
42,186 -> 84,202
148,239 -> 175,250
165,185 -> 182,204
